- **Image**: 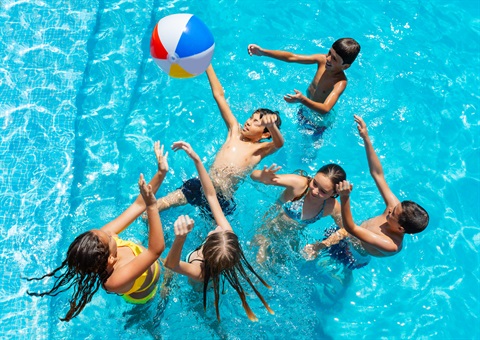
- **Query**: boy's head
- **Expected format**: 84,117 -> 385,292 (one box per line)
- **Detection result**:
397,200 -> 429,234
241,108 -> 282,141
331,38 -> 361,66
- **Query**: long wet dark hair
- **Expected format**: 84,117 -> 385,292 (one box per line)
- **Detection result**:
26,231 -> 111,321
201,230 -> 274,321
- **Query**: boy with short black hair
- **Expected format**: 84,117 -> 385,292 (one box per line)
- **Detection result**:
153,65 -> 284,217
304,115 -> 429,261
248,38 -> 360,134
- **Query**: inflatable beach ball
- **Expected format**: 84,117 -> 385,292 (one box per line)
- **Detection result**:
150,14 -> 215,78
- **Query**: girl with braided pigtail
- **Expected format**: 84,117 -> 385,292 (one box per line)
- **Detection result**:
27,141 -> 168,321
164,141 -> 274,321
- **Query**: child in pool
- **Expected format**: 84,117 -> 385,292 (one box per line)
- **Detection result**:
153,64 -> 284,218
304,115 -> 429,259
27,142 -> 168,321
164,141 -> 274,322
249,163 -> 347,263
248,38 -> 360,134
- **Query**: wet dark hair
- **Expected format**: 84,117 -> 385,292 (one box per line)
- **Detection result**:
26,231 -> 111,321
331,38 -> 361,65
202,230 -> 274,321
316,164 -> 347,198
254,108 -> 282,139
398,201 -> 429,234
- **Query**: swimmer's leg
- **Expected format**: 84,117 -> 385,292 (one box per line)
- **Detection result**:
159,265 -> 174,299
253,234 -> 271,264
141,189 -> 187,221
156,189 -> 188,212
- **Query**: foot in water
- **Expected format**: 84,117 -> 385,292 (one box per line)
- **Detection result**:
253,234 -> 271,264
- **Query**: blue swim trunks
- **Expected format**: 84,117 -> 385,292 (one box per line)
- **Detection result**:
297,106 -> 334,137
180,178 -> 236,218
324,226 -> 370,270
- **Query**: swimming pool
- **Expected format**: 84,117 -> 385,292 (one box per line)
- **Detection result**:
1,0 -> 479,338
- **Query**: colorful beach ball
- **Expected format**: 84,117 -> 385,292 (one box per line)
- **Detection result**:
150,14 -> 215,78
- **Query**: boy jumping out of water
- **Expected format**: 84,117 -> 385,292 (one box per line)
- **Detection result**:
248,38 -> 360,135
154,64 -> 284,217
304,115 -> 429,264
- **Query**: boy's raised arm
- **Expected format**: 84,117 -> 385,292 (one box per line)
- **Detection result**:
248,44 -> 322,64
256,114 -> 284,155
337,180 -> 399,253
206,65 -> 238,131
354,115 -> 399,208
267,121 -> 284,151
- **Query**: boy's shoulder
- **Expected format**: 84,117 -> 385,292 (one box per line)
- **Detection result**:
313,53 -> 327,64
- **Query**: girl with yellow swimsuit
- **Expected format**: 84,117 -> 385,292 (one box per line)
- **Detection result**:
27,142 -> 168,321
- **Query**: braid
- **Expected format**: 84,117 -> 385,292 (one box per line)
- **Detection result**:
26,231 -> 111,322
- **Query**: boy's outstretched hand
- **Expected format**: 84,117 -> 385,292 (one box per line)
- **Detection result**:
154,141 -> 169,174
139,174 -> 157,207
336,180 -> 353,198
171,141 -> 200,162
284,89 -> 305,103
247,44 -> 263,56
354,115 -> 369,140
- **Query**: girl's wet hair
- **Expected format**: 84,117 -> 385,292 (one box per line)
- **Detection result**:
26,231 -> 111,321
201,230 -> 274,321
316,164 -> 347,197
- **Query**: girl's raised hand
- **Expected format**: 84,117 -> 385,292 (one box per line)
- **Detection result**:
171,141 -> 200,162
154,141 -> 169,174
173,215 -> 195,238
354,115 -> 369,139
138,173 -> 157,207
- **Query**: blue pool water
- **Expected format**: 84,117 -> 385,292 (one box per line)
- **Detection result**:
1,0 -> 479,338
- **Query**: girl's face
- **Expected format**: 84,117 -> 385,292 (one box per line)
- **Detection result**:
309,173 -> 335,200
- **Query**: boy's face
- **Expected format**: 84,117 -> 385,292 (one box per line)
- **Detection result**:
241,112 -> 269,140
326,48 -> 347,71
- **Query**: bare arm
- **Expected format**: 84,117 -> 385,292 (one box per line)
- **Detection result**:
254,113 -> 285,156
101,141 -> 168,235
248,44 -> 323,64
105,174 -> 166,292
354,115 -> 400,207
337,180 -> 399,253
164,215 -> 203,281
251,167 -> 308,202
172,141 -> 232,231
302,199 -> 346,259
206,65 -> 238,131
265,118 -> 284,151
284,80 -> 347,114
